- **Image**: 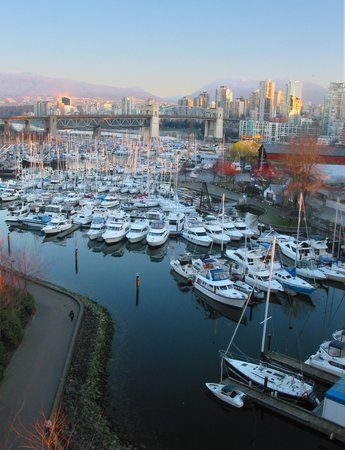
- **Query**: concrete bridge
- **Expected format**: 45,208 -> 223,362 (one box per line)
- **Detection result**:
0,104 -> 239,141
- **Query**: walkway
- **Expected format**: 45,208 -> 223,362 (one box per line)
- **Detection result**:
0,281 -> 80,449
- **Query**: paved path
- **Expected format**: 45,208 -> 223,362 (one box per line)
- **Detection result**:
0,281 -> 79,449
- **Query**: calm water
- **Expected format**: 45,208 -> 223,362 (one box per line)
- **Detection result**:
1,208 -> 345,450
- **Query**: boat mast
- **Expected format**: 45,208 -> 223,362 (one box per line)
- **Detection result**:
260,237 -> 277,359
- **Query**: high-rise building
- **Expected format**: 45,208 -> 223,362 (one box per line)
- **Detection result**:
283,81 -> 302,122
193,91 -> 209,109
121,97 -> 134,114
215,85 -> 233,118
275,90 -> 284,117
178,96 -> 193,114
34,100 -> 53,116
229,97 -> 247,119
323,82 -> 345,138
248,90 -> 260,120
258,80 -> 275,121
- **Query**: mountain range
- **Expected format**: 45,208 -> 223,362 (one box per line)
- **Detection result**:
0,72 -> 328,104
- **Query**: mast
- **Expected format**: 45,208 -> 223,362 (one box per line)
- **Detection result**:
260,237 -> 276,359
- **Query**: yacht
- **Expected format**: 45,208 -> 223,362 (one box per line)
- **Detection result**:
194,262 -> 247,309
42,215 -> 73,235
273,268 -> 316,295
20,213 -> 51,230
1,189 -> 20,202
100,195 -> 120,209
166,211 -> 185,236
146,220 -> 169,247
182,217 -> 213,248
126,219 -> 149,243
73,207 -> 93,226
102,210 -> 131,244
203,215 -> 230,245
244,270 -> 283,293
305,333 -> 345,377
278,239 -> 314,261
218,214 -> 243,241
170,254 -> 196,283
5,202 -> 30,223
87,216 -> 106,241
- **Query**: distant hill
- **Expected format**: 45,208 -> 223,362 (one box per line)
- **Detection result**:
188,78 -> 328,104
0,72 -> 160,101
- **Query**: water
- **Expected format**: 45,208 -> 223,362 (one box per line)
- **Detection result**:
2,209 -> 345,450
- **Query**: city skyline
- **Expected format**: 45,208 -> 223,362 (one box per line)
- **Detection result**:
1,0 -> 344,97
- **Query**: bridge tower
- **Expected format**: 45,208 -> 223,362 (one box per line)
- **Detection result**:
3,120 -> 11,143
204,107 -> 224,141
45,116 -> 57,140
144,103 -> 160,139
93,125 -> 102,140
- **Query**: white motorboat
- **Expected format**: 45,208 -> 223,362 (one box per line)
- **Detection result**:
222,238 -> 319,405
305,338 -> 345,377
126,219 -> 149,243
1,189 -> 20,202
5,202 -> 30,223
318,263 -> 345,283
205,383 -> 246,408
218,214 -> 243,241
146,220 -> 169,247
194,262 -> 247,309
273,268 -> 316,295
102,211 -> 131,244
233,218 -> 255,238
295,259 -> 327,281
203,215 -> 230,245
244,270 -> 283,293
170,254 -> 195,283
181,218 -> 213,248
87,216 -> 106,241
20,213 -> 51,230
73,207 -> 93,226
100,195 -> 120,209
166,211 -> 185,236
232,280 -> 265,300
278,239 -> 315,261
42,215 -> 73,235
226,247 -> 269,272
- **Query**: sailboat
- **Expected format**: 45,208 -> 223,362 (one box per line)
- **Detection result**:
220,238 -> 319,405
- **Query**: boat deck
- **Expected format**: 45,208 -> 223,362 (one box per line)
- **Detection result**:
57,224 -> 80,239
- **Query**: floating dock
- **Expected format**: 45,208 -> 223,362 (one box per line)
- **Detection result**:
222,375 -> 345,444
266,351 -> 340,386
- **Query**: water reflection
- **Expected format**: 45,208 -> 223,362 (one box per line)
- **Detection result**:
193,291 -> 248,325
146,241 -> 169,262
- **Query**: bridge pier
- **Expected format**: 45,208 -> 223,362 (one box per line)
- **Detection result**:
145,104 -> 160,139
3,120 -> 11,142
93,125 -> 102,140
204,107 -> 224,141
45,116 -> 57,140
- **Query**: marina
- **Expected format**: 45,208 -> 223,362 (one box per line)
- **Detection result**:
0,183 -> 345,448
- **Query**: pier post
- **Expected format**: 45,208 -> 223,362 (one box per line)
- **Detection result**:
136,273 -> 140,306
7,232 -> 11,256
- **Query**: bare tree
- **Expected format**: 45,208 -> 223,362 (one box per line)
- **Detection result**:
281,137 -> 326,210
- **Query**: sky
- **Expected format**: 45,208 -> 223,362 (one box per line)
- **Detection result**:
0,0 -> 344,97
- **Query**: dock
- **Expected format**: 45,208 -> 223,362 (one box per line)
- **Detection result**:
222,375 -> 345,444
266,351 -> 340,386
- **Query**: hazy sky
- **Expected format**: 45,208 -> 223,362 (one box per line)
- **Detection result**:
1,0 -> 344,96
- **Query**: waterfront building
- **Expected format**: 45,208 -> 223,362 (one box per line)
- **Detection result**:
239,119 -> 319,143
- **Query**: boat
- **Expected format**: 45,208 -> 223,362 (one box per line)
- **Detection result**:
5,202 -> 30,223
318,263 -> 345,283
181,217 -> 213,248
146,220 -> 169,247
1,188 -> 20,202
218,214 -> 243,241
295,259 -> 327,281
232,279 -> 265,300
20,213 -> 52,230
277,239 -> 315,261
273,267 -> 316,295
202,215 -> 231,245
166,211 -> 185,236
244,270 -> 283,293
221,238 -> 319,405
41,215 -> 73,235
102,211 -> 131,244
87,216 -> 107,241
193,259 -> 247,309
126,219 -> 149,243
205,382 -> 246,408
305,338 -> 345,377
72,207 -> 93,226
170,254 -> 195,283
100,195 -> 120,209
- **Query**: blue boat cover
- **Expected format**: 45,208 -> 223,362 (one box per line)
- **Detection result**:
325,375 -> 345,406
